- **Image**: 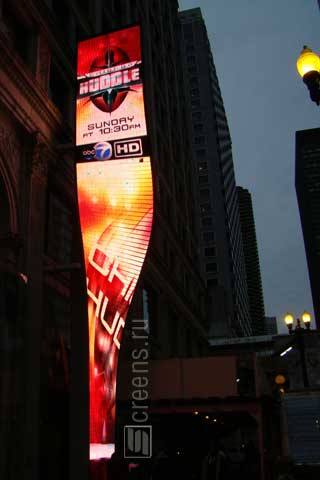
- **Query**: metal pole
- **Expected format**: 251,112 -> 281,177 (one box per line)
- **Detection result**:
296,328 -> 309,388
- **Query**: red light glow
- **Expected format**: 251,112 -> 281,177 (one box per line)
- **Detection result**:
76,26 -> 146,146
76,25 -> 153,458
77,157 -> 153,446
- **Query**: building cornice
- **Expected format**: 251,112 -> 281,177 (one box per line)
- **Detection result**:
0,27 -> 71,143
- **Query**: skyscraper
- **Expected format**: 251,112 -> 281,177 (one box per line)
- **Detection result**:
295,128 -> 320,329
180,8 -> 251,337
237,186 -> 265,335
264,316 -> 278,335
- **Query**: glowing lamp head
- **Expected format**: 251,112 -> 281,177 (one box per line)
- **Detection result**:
284,313 -> 294,327
296,46 -> 320,78
302,311 -> 311,327
275,374 -> 286,385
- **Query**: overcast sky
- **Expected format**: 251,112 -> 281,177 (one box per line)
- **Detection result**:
179,0 -> 319,333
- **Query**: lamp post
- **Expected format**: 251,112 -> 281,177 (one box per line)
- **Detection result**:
296,46 -> 320,105
283,311 -> 312,388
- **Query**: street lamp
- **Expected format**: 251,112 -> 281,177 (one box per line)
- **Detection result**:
296,45 -> 320,105
283,311 -> 312,388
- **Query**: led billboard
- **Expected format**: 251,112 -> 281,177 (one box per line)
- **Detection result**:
76,25 -> 153,460
76,25 -> 147,151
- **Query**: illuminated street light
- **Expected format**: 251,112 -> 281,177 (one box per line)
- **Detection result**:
283,311 -> 312,387
284,311 -> 312,334
296,45 -> 320,105
284,313 -> 294,333
296,46 -> 320,77
302,311 -> 311,328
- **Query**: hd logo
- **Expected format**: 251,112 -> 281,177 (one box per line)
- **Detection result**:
83,142 -> 112,161
114,139 -> 143,158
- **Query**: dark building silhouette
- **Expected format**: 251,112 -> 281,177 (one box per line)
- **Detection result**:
295,128 -> 320,330
180,8 -> 251,338
264,316 -> 278,335
237,186 -> 265,335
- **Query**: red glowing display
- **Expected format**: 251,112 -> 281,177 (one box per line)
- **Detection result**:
76,26 -> 153,459
76,25 -> 147,146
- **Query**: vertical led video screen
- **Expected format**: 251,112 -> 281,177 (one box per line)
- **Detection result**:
76,25 -> 153,460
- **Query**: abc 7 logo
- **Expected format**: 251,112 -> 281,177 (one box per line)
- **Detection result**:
83,142 -> 112,160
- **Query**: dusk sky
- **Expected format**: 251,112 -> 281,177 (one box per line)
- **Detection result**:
179,0 -> 319,333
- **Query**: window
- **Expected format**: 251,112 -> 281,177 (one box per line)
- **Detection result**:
200,203 -> 211,215
188,66 -> 197,74
207,278 -> 218,287
205,247 -> 216,257
198,162 -> 208,173
203,231 -> 215,242
202,217 -> 212,227
192,112 -> 202,121
183,23 -> 193,42
198,175 -> 208,184
194,123 -> 203,133
186,45 -> 195,53
206,262 -> 217,272
190,88 -> 199,97
189,77 -> 198,88
191,99 -> 200,107
200,189 -> 210,199
194,136 -> 205,145
196,149 -> 206,158
186,55 -> 196,64
183,23 -> 194,41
